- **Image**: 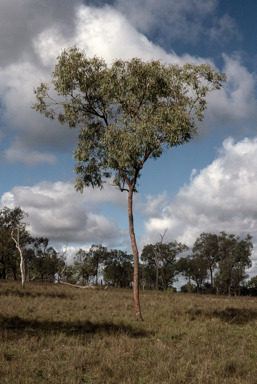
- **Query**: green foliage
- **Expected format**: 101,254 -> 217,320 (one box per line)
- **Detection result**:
103,249 -> 133,288
73,248 -> 95,285
215,232 -> 252,296
0,206 -> 31,280
246,275 -> 257,296
33,48 -> 226,320
33,46 -> 226,193
193,232 -> 219,288
87,244 -> 107,284
30,237 -> 64,281
141,240 -> 188,290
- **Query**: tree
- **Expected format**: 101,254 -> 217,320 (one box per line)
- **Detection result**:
11,227 -> 26,288
192,233 -> 219,289
33,47 -> 226,320
103,249 -> 133,288
216,232 -> 253,296
188,254 -> 209,294
177,255 -> 195,293
141,229 -> 168,290
86,244 -> 107,285
0,206 -> 31,285
73,248 -> 96,285
246,275 -> 257,296
141,235 -> 188,290
31,237 -> 61,281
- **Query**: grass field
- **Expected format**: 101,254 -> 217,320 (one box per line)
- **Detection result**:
0,280 -> 257,383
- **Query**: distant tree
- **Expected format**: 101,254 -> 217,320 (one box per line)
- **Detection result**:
141,229 -> 168,290
33,46 -> 226,320
61,265 -> 78,284
216,232 -> 253,296
177,256 -> 195,293
31,237 -> 61,281
139,261 -> 156,290
246,275 -> 257,296
193,233 -> 219,289
142,234 -> 188,290
0,206 -> 31,286
87,244 -> 107,285
11,228 -> 26,288
103,249 -> 133,288
188,254 -> 209,294
74,248 -> 95,285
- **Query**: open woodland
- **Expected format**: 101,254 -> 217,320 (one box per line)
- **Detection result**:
0,280 -> 257,384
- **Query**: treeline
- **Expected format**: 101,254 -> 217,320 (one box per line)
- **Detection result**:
141,232 -> 256,296
1,206 -> 257,296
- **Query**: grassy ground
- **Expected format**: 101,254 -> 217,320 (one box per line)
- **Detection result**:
0,281 -> 257,383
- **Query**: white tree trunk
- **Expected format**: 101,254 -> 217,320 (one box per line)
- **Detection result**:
11,228 -> 25,289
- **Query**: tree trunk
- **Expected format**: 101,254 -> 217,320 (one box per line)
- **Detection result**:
155,263 -> 159,291
188,275 -> 191,293
11,228 -> 25,289
128,188 -> 143,321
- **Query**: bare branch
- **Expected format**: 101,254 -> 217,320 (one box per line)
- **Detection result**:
58,280 -> 96,289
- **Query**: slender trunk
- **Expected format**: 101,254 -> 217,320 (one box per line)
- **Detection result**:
188,275 -> 191,293
128,188 -> 143,321
13,269 -> 17,280
11,228 -> 25,289
155,263 -> 159,290
3,263 -> 6,279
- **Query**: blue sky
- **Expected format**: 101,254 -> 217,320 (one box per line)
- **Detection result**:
0,0 -> 257,279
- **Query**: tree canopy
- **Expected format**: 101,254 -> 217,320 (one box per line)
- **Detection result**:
33,47 -> 226,193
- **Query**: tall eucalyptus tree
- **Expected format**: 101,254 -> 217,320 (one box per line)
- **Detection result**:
33,47 -> 226,320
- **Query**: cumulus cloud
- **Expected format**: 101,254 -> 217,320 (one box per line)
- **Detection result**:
140,137 -> 257,275
0,0 -> 82,67
1,181 -> 127,246
198,54 -> 257,138
0,1 -> 255,165
135,192 -> 169,219
208,14 -> 241,43
113,0 -> 240,45
4,140 -> 57,166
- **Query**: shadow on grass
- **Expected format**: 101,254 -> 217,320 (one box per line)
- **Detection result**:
188,306 -> 257,325
0,288 -> 74,300
0,314 -> 153,339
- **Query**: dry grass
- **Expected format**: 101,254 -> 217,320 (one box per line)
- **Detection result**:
0,280 -> 257,383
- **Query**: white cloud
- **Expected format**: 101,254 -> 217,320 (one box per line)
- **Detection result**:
135,192 -> 169,219
198,54 -> 257,138
0,2 -> 255,164
208,14 -> 241,43
4,141 -> 56,166
114,0 -> 240,44
0,0 -> 82,66
33,4 -> 176,65
1,181 -> 127,245
140,137 -> 257,274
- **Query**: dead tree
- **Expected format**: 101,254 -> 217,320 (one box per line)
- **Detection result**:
153,228 -> 168,290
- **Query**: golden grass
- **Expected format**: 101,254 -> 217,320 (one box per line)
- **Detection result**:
0,280 -> 257,383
